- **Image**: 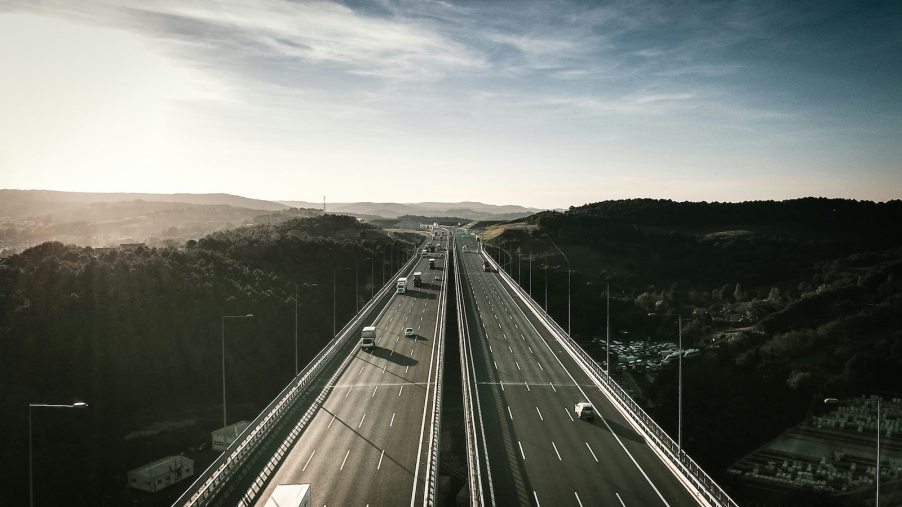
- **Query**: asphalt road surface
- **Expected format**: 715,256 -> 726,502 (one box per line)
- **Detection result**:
457,236 -> 700,507
254,232 -> 449,507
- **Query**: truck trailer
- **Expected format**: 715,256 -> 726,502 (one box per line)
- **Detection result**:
264,484 -> 311,507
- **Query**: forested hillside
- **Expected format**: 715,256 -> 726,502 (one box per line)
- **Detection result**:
482,198 -> 902,505
0,215 -> 419,505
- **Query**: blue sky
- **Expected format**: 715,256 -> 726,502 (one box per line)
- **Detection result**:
0,0 -> 899,208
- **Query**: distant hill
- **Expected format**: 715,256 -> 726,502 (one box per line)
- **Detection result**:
0,189 -> 288,216
278,200 -> 544,220
0,190 -> 312,254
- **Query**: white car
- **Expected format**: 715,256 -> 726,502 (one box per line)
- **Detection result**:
404,327 -> 415,337
575,402 -> 595,420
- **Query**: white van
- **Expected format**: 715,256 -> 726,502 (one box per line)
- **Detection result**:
360,326 -> 376,351
575,402 -> 595,420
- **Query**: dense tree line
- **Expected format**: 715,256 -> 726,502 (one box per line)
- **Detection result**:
0,215 -> 419,506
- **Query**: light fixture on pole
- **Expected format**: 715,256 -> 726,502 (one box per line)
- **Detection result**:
29,401 -> 88,507
222,314 -> 253,429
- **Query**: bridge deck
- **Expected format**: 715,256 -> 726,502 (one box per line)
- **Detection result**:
253,237 -> 449,506
457,236 -> 700,506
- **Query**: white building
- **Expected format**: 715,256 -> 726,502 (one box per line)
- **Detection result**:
212,420 -> 250,451
127,455 -> 194,493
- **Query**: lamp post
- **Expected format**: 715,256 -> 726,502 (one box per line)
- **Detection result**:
333,267 -> 351,337
295,283 -> 317,376
605,284 -> 610,374
678,316 -> 683,452
29,401 -> 88,507
825,397 -> 881,506
544,262 -> 548,312
544,234 -> 573,334
222,314 -> 253,429
356,258 -> 371,313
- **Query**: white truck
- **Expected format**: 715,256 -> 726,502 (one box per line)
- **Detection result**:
397,277 -> 407,294
264,484 -> 311,507
360,326 -> 376,351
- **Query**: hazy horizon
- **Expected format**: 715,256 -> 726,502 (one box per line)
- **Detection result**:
1,1 -> 900,209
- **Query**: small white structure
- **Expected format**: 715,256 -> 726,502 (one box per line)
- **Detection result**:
212,420 -> 250,451
127,455 -> 194,492
265,484 -> 311,507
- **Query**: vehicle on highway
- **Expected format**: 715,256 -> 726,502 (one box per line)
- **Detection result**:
360,326 -> 376,351
264,483 -> 310,507
575,402 -> 595,420
404,327 -> 414,337
429,258 -> 436,269
421,248 -> 428,256
413,272 -> 422,287
462,245 -> 468,252
434,275 -> 441,281
483,260 -> 492,272
397,277 -> 407,294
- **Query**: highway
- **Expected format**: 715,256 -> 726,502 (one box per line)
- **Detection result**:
456,236 -> 701,506
253,231 -> 449,506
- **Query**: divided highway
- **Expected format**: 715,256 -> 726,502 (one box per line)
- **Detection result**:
252,232 -> 450,506
456,236 -> 701,506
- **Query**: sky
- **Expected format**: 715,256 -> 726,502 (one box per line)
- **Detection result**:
0,0 -> 899,209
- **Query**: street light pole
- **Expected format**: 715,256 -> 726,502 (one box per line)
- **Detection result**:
544,262 -> 548,312
29,402 -> 88,507
222,314 -> 253,429
355,257 -> 372,312
606,284 -> 610,374
295,283 -> 317,376
678,316 -> 683,452
825,397 -> 881,506
333,267 -> 351,336
567,268 -> 571,335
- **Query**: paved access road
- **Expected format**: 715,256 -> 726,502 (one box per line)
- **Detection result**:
254,232 -> 449,507
457,236 -> 700,507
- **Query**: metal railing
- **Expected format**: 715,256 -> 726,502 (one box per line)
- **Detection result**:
174,249 -> 422,506
482,250 -> 738,507
454,239 -> 489,506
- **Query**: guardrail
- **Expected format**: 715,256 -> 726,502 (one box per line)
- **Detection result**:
453,239 -> 490,506
482,249 -> 739,507
421,231 -> 452,506
174,249 -> 422,507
